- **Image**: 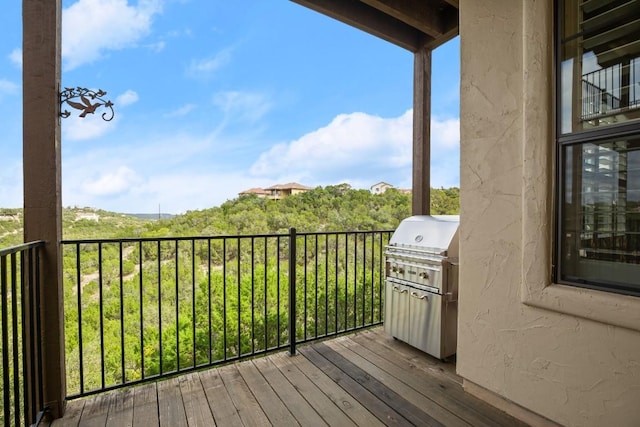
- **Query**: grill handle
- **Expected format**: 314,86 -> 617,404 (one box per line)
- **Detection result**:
410,291 -> 428,300
386,245 -> 447,257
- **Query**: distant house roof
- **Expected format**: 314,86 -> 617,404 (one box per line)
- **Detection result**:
370,181 -> 394,189
265,182 -> 312,191
238,188 -> 270,196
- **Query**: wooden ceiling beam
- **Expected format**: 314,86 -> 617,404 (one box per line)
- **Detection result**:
358,0 -> 448,38
425,6 -> 459,49
291,0 -> 430,52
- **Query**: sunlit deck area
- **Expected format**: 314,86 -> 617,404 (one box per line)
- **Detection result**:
49,328 -> 527,427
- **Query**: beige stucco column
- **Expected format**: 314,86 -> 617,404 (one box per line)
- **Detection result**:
413,43 -> 431,215
23,0 -> 65,418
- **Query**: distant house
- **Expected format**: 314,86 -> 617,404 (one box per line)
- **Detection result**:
75,212 -> 99,222
238,188 -> 270,198
238,183 -> 312,200
0,213 -> 21,222
264,182 -> 312,200
370,182 -> 394,194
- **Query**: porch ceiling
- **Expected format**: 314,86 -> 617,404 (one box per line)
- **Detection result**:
290,0 -> 459,51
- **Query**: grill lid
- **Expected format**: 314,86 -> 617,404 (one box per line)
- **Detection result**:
388,215 -> 459,256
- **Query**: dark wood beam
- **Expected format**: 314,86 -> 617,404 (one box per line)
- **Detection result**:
444,0 -> 459,8
413,44 -> 432,216
23,0 -> 65,419
359,0 -> 447,38
291,0 -> 429,52
424,5 -> 459,48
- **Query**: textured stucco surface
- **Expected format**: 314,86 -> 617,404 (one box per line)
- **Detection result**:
457,1 -> 640,426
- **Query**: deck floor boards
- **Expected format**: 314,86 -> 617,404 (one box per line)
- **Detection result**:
50,328 -> 529,427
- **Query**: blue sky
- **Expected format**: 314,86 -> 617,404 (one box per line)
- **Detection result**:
1,0 -> 459,214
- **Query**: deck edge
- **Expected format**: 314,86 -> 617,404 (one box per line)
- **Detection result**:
462,379 -> 561,427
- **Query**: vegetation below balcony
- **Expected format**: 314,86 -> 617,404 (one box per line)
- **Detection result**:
1,185 -> 460,400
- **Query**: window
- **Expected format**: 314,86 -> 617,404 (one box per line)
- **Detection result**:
557,0 -> 640,295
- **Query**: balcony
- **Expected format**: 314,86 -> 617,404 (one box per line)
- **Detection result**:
49,328 -> 525,427
2,230 -> 527,426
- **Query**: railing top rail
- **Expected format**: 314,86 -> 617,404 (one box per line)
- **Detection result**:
0,240 -> 45,257
297,229 -> 395,237
61,229 -> 395,245
62,234 -> 288,244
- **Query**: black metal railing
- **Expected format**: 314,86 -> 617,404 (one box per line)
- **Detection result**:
581,61 -> 640,122
0,241 -> 47,427
61,229 -> 392,398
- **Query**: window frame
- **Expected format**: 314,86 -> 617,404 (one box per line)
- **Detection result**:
553,0 -> 640,297
519,0 -> 640,334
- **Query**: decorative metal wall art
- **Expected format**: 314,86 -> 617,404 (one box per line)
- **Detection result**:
60,87 -> 115,121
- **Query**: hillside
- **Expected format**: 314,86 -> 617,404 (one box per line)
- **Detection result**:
0,185 -> 459,246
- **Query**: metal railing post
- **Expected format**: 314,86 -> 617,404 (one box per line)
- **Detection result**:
288,227 -> 297,356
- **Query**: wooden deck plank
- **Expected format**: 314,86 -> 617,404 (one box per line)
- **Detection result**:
298,345 -> 412,427
157,377 -> 187,427
288,349 -> 386,427
77,392 -> 111,427
312,341 -> 442,427
270,352 -> 357,427
358,328 -> 460,382
132,383 -> 158,427
342,333 -> 527,427
51,328 -> 533,427
236,358 -> 300,426
50,398 -> 85,427
218,363 -> 271,427
106,387 -> 134,427
326,338 -> 470,427
178,372 -> 215,427
252,356 -> 328,426
199,368 -> 244,427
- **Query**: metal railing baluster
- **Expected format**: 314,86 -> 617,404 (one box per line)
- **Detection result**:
55,230 -> 391,398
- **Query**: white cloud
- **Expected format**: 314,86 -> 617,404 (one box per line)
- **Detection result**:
62,0 -> 163,70
163,104 -> 196,118
62,113 -> 116,141
82,166 -> 141,196
116,90 -> 139,107
146,41 -> 166,52
250,110 -> 413,177
250,110 -> 459,190
65,153 -> 266,213
0,160 -> 23,208
0,79 -> 19,96
60,110 -> 460,213
213,91 -> 272,123
188,48 -> 232,76
9,48 -> 22,68
431,117 -> 460,149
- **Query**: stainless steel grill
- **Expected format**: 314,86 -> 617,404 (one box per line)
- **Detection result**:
384,215 -> 459,359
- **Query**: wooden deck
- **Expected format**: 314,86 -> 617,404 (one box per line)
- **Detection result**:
49,328 -> 528,426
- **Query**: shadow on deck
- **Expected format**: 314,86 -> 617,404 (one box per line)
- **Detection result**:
49,327 -> 528,426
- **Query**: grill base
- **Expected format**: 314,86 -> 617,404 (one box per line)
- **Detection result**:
384,279 -> 457,360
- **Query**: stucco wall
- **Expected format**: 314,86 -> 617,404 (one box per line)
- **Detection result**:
458,1 -> 640,426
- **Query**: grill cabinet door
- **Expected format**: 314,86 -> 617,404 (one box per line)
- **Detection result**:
384,281 -> 410,343
409,288 -> 443,358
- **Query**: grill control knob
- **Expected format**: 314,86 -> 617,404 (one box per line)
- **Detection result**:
419,272 -> 429,279
398,268 -> 405,274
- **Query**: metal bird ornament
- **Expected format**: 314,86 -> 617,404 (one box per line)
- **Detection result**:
60,87 -> 115,121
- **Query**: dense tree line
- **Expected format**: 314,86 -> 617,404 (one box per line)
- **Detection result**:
1,185 -> 459,246
139,184 -> 458,238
